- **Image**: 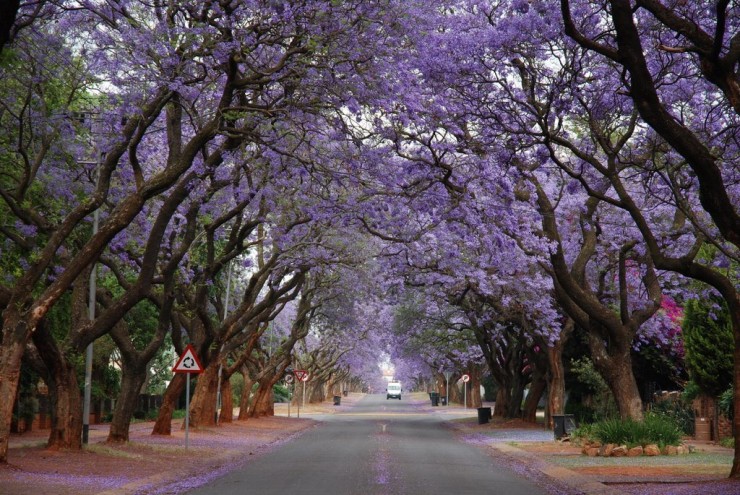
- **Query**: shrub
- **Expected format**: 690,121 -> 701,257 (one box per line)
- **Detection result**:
719,387 -> 733,421
565,402 -> 597,424
567,357 -> 618,422
651,396 -> 695,435
681,381 -> 701,403
273,384 -> 291,403
639,413 -> 683,447
590,413 -> 682,448
570,423 -> 596,445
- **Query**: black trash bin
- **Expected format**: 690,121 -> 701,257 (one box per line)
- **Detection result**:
430,392 -> 439,406
333,395 -> 341,406
553,414 -> 576,439
477,407 -> 492,424
440,396 -> 447,406
343,390 -> 348,397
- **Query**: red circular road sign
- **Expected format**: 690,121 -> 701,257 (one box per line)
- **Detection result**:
461,374 -> 470,383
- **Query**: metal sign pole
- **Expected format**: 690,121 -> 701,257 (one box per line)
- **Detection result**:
464,381 -> 467,410
296,380 -> 300,419
185,373 -> 191,449
302,379 -> 306,409
172,344 -> 203,450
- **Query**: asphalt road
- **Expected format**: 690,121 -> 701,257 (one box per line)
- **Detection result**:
185,394 -> 547,495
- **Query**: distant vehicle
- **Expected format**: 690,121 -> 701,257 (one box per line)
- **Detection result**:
386,381 -> 402,400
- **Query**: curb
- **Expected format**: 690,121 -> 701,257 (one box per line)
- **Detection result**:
491,442 -> 624,495
94,423 -> 320,495
94,448 -> 240,495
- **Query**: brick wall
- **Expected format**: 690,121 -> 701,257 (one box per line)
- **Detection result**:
693,394 -> 733,441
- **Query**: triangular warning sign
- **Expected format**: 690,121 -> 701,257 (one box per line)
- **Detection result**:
173,344 -> 204,374
294,370 -> 308,382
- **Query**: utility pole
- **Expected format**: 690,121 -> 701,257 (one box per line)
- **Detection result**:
215,261 -> 232,425
82,112 -> 100,445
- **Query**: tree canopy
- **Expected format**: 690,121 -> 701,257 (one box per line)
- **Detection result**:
1,0 -> 739,478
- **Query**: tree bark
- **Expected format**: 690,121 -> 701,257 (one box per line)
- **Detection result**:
546,340 -> 566,429
219,377 -> 233,424
187,364 -> 218,428
0,314 -> 32,462
152,373 -> 185,435
31,322 -> 83,451
45,361 -> 82,451
506,370 -> 525,418
250,380 -> 275,418
522,375 -> 547,423
588,330 -> 643,420
310,380 -> 327,403
237,369 -> 254,421
468,366 -> 483,408
493,388 -> 508,418
107,366 -> 147,443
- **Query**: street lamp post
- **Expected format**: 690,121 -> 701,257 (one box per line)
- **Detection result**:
82,204 -> 98,444
82,113 -> 101,445
215,260 -> 233,425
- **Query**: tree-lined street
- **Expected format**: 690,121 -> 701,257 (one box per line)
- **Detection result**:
0,1 -> 739,492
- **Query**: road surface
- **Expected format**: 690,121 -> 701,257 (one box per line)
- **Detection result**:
185,394 -> 547,495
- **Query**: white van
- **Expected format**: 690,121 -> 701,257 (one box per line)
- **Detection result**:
386,382 -> 402,400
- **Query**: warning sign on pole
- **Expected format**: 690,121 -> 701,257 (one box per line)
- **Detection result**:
171,344 -> 203,450
294,370 -> 308,382
173,344 -> 204,374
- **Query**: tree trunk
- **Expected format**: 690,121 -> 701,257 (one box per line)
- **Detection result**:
237,371 -> 254,421
310,380 -> 327,403
188,364 -> 218,428
32,324 -> 82,451
325,378 -> 337,398
468,367 -> 483,408
449,379 -> 463,404
522,375 -> 547,423
219,378 -> 233,424
506,371 -> 525,418
107,366 -> 147,443
0,317 -> 31,463
303,383 -> 317,404
493,387 -> 508,418
589,333 -> 643,420
152,373 -> 185,435
250,382 -> 274,418
546,342 -> 566,429
46,361 -> 83,450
